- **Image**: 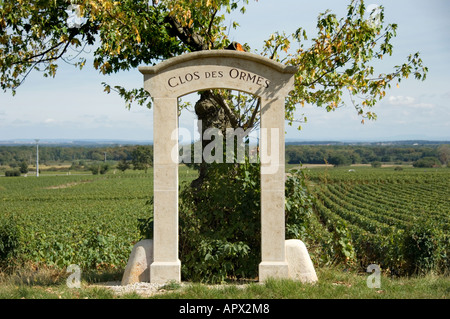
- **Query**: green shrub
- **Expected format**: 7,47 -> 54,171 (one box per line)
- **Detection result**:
328,154 -> 352,167
350,219 -> 448,276
371,161 -> 382,168
402,219 -> 447,275
89,163 -> 110,175
5,169 -> 21,177
138,160 -> 315,283
178,160 -> 261,283
413,157 -> 441,168
19,161 -> 28,174
137,198 -> 154,240
285,169 -> 314,239
0,217 -> 23,268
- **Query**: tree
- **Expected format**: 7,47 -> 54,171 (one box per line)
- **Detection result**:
413,157 -> 441,168
19,161 -> 28,174
437,144 -> 450,166
371,161 -> 382,168
89,162 -> 109,174
328,153 -> 352,167
116,158 -> 130,172
1,1 -> 427,126
131,145 -> 153,173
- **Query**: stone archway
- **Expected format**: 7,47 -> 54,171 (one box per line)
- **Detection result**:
139,50 -> 297,284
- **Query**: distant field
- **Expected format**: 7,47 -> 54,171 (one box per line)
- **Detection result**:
0,164 -> 448,276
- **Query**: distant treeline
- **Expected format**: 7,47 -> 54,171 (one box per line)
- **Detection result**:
0,143 -> 449,167
0,145 -> 147,166
286,144 -> 449,166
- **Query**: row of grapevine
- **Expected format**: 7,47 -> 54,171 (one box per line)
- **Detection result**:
0,172 -> 156,270
307,167 -> 449,275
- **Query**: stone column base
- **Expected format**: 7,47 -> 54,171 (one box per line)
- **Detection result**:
150,260 -> 181,284
121,239 -> 153,285
258,261 -> 289,282
285,239 -> 318,283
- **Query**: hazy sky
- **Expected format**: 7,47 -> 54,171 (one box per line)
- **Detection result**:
0,0 -> 449,142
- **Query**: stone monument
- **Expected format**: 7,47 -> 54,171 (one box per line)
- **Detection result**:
122,50 -> 317,284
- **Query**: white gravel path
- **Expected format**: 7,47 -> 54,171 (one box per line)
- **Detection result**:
92,281 -> 180,297
92,281 -> 252,297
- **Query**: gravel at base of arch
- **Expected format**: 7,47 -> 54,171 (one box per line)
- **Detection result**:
92,281 -> 251,297
92,281 -> 180,297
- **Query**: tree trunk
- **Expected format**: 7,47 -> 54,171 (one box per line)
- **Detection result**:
191,90 -> 232,188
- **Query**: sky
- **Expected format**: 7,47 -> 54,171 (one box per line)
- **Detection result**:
0,0 -> 449,142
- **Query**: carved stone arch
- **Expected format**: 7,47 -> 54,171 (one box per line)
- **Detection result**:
140,50 -> 297,98
139,50 -> 297,283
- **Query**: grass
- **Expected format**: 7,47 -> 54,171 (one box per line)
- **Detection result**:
153,268 -> 449,299
0,266 -> 448,299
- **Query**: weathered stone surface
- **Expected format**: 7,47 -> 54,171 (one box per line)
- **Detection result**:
139,50 -> 298,99
285,239 -> 318,283
121,239 -> 153,285
137,50 -> 298,283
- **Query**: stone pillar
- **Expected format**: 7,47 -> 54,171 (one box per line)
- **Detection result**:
150,97 -> 181,283
259,97 -> 289,282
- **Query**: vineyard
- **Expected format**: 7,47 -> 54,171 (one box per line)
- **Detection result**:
0,168 -> 194,271
303,166 -> 449,275
0,171 -> 153,271
0,165 -> 449,277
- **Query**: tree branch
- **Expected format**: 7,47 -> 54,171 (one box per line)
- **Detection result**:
207,8 -> 219,47
11,40 -> 64,65
209,90 -> 239,128
246,98 -> 260,129
165,14 -> 208,51
15,38 -> 72,88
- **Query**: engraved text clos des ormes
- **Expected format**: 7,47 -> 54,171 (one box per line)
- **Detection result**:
167,68 -> 270,88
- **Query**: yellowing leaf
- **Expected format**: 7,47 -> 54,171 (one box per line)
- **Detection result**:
133,26 -> 141,43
